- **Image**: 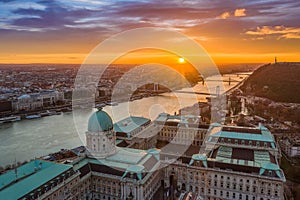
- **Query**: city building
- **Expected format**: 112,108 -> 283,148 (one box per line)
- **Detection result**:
0,109 -> 161,200
12,91 -> 64,112
279,137 -> 300,157
0,160 -> 78,200
114,116 -> 151,141
162,123 -> 285,200
0,110 -> 285,200
155,113 -> 209,146
13,94 -> 43,111
112,116 -> 153,149
0,99 -> 13,114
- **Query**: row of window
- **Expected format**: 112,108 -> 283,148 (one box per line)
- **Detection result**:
210,137 -> 273,148
167,167 -> 281,198
206,189 -> 279,200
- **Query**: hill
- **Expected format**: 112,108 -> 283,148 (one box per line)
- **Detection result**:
240,62 -> 300,103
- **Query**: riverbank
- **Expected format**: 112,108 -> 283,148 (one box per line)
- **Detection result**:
0,72 -> 250,166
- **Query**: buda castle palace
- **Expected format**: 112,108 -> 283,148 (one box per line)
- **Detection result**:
0,108 -> 285,200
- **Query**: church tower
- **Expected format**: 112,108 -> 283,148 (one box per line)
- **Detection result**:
86,108 -> 116,158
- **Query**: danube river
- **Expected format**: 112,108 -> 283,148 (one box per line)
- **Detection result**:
0,73 -> 249,166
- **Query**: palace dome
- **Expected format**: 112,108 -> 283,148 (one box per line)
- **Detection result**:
88,108 -> 113,132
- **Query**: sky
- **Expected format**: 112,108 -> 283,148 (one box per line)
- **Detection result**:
0,0 -> 299,64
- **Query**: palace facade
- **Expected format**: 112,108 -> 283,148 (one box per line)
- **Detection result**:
0,111 -> 285,200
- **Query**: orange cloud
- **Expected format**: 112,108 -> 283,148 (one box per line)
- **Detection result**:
218,9 -> 246,19
246,26 -> 300,39
234,8 -> 246,17
217,12 -> 230,19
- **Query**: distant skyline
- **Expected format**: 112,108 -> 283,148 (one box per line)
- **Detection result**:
0,0 -> 299,64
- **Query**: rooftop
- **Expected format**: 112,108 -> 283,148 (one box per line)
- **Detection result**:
17,94 -> 30,99
155,113 -> 208,129
155,113 -> 199,123
207,123 -> 275,143
0,160 -> 72,199
73,147 -> 159,182
196,124 -> 286,181
209,146 -> 276,168
114,116 -> 150,138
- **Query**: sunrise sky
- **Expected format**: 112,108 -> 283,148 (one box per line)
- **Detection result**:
0,0 -> 299,64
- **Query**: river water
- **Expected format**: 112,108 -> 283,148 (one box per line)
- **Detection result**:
0,73 -> 249,166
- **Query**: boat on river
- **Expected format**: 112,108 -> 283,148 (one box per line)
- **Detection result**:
106,102 -> 118,106
25,114 -> 41,119
40,110 -> 59,117
0,116 -> 21,123
95,103 -> 106,108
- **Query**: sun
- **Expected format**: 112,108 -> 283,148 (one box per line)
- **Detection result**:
178,57 -> 185,63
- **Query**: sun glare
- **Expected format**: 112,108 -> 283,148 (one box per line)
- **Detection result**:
178,57 -> 185,63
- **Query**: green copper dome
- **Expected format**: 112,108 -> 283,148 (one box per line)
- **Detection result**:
88,108 -> 113,132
